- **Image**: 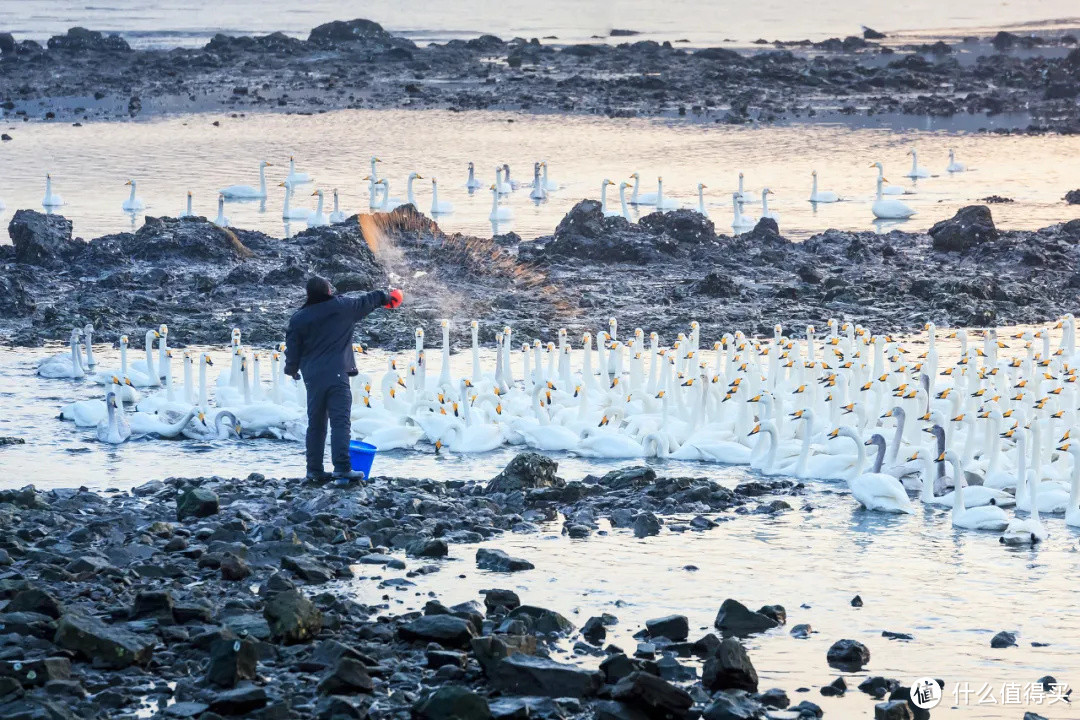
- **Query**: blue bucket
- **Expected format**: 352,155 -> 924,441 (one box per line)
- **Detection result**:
348,441 -> 377,478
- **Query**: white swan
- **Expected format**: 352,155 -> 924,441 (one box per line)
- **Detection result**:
905,149 -> 930,179
939,452 -> 1010,530
696,184 -> 708,217
129,407 -> 199,438
870,162 -> 905,195
494,166 -> 513,195
808,170 -> 840,203
501,164 -> 520,191
600,179 -> 620,217
654,177 -> 680,210
575,426 -> 645,459
213,194 -> 230,227
362,421 -> 425,451
1062,443 -> 1080,528
872,176 -> 915,219
735,172 -> 756,203
760,188 -> 780,222
465,161 -> 484,190
178,191 -> 195,218
1001,475 -> 1048,546
431,178 -> 454,215
220,160 -> 271,199
731,193 -> 756,233
285,156 -> 312,185
915,449 -> 1015,508
307,190 -> 329,227
628,172 -> 658,205
541,161 -> 558,192
946,150 -> 966,173
279,183 -> 309,220
529,163 -> 547,201
375,179 -> 406,210
833,428 -> 914,513
37,328 -> 85,379
42,174 -> 64,207
489,185 -> 513,221
96,393 -> 131,444
329,189 -> 346,223
122,179 -> 145,211
405,172 -> 424,208
618,182 -> 632,221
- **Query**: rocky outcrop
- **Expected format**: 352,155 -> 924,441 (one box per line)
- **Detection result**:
9,211 -> 83,268
53,614 -> 154,668
929,205 -> 998,251
486,452 -> 562,493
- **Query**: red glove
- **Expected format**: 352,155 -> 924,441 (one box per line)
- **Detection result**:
384,288 -> 404,309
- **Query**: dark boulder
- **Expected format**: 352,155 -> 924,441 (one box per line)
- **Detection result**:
317,657 -> 374,695
414,685 -> 491,720
53,614 -> 153,668
714,599 -> 780,636
487,452 -> 562,493
47,27 -> 130,53
206,636 -> 258,687
506,605 -> 574,635
9,211 -> 83,268
693,270 -> 744,298
639,209 -> 716,243
308,19 -> 395,45
481,588 -> 521,614
207,685 -> 268,715
874,700 -> 913,720
929,205 -> 997,251
263,589 -> 323,644
476,548 -> 534,572
399,615 -> 476,649
826,639 -> 871,670
1065,189 -> 1080,205
990,630 -> 1017,648
701,690 -> 765,720
5,588 -> 62,619
489,654 -> 603,698
702,637 -> 759,692
645,615 -> 689,642
611,671 -> 693,720
176,487 -> 219,521
633,512 -> 662,538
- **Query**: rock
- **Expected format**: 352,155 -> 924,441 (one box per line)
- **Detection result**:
600,653 -> 636,684
317,658 -> 374,695
475,548 -> 534,572
5,588 -> 62,619
600,466 -> 656,490
881,630 -> 913,641
413,685 -> 491,720
645,615 -> 689,642
929,205 -> 997,251
863,27 -> 886,39
639,208 -> 716,244
820,676 -> 846,696
1066,189 -> 1080,205
702,637 -> 759,692
263,589 -> 323,644
701,690 -> 766,720
407,538 -> 448,558
990,630 -> 1017,648
471,635 -> 537,674
130,590 -> 173,622
308,18 -> 394,45
758,688 -> 789,708
506,605 -> 574,635
176,487 -> 219,520
53,613 -> 153,668
611,671 -> 693,720
874,700 -> 913,720
594,700 -> 651,720
481,588 -> 521,614
859,676 -> 901,699
9,211 -> 83,268
489,653 -> 603,698
47,27 -> 130,53
399,615 -> 476,649
281,555 -> 335,584
1,657 -> 71,688
317,695 -> 369,720
487,453 -> 562,493
582,616 -> 607,644
633,512 -> 661,538
851,594 -> 863,607
790,623 -> 812,639
427,650 -> 467,670
756,605 -> 785,625
826,639 -> 870,670
206,636 -> 258,687
207,685 -> 268,715
714,599 -> 779,636
220,553 -> 251,581
164,702 -> 210,718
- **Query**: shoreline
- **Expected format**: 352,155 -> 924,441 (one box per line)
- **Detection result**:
1,19 -> 1078,133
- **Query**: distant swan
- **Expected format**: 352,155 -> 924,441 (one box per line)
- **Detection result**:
431,178 -> 454,215
280,183 -> 309,220
905,149 -> 930,179
696,183 -> 708,217
329,188 -> 346,223
219,160 -> 271,199
541,161 -> 558,191
808,170 -> 840,203
465,161 -> 484,190
178,191 -> 195,218
307,190 -> 329,226
122,179 -> 145,211
731,193 -> 756,233
870,162 -> 905,195
42,174 -> 64,207
600,179 -> 619,217
735,172 -> 756,203
872,176 -> 915,219
760,188 -> 779,221
285,156 -> 312,185
946,149 -> 966,173
529,163 -> 547,201
213,194 -> 230,227
489,185 -> 513,221
629,172 -> 658,205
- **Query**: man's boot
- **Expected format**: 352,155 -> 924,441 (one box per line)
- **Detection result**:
332,469 -> 366,486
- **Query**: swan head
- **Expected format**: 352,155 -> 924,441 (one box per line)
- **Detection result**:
629,172 -> 639,179
602,179 -> 613,187
409,172 -> 423,180
83,323 -> 94,335
698,183 -> 707,191
262,160 -> 273,167
311,189 -> 322,197
124,179 -> 133,187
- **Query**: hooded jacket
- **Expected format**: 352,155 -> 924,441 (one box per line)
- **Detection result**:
283,289 -> 389,381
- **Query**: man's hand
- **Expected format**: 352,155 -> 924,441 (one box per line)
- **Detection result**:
384,288 -> 404,309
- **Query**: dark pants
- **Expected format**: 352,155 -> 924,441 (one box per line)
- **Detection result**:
305,375 -> 352,473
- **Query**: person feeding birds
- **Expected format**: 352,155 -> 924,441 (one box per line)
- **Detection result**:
284,276 -> 403,483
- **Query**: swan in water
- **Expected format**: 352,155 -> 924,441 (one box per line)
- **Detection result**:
731,193 -> 756,233
832,428 -> 914,513
914,447 -> 1015,508
760,188 -> 779,222
904,149 -> 930,179
285,156 -> 312,185
869,162 -> 905,195
213,194 -> 230,227
42,174 -> 64,207
872,176 -> 915,219
1062,443 -> 1080,528
465,161 -> 484,190
501,164 -> 520,191
494,166 -> 513,195
219,160 -> 271,199
808,170 -> 840,203
404,172 -> 424,207
628,172 -> 658,205
96,393 -> 131,444
122,179 -> 145,211
946,150 -> 966,173
735,172 -> 756,203
600,179 -> 620,217
38,328 -> 85,379
939,451 -> 1009,530
541,161 -> 558,191
128,407 -> 200,438
184,410 -> 242,441
329,189 -> 346,223
529,163 -> 547,201
489,185 -> 513,221
375,179 -> 406,210
654,177 -> 680,210
178,191 -> 195,218
279,183 -> 310,220
696,184 -> 708,217
307,190 -> 329,227
430,178 -> 454,215
1001,472 -> 1048,546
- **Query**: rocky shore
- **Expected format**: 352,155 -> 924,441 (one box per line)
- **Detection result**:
0,452 -> 942,720
3,200 -> 1080,348
1,20 -> 1079,132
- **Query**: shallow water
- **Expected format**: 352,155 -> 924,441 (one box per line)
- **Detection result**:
3,329 -> 1078,718
1,0 -> 1078,49
1,110 -> 1079,242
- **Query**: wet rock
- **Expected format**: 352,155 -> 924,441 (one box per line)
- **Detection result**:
874,700 -> 913,720
758,688 -> 789,708
281,555 -> 335,584
399,615 -> 476,649
264,589 -> 323,644
407,538 -> 448,558
0,657 -> 70,688
207,684 -> 268,715
756,605 -> 786,625
414,685 -> 491,720
701,690 -> 766,720
220,552 -> 252,581
789,700 -> 823,718
611,671 -> 693,720
633,512 -> 662,538
471,635 -> 537,674
599,653 -> 636,684
176,486 -> 220,520
600,466 -> 656,490
826,639 -> 870,670
882,630 -> 913,641
5,588 -> 62,619
427,650 -> 467,670
47,27 -> 130,53
317,657 -> 374,695
639,209 -> 716,244
820,676 -> 846,696
131,590 -> 173,621
851,594 -> 863,607
990,630 -> 1017,648
693,270 -> 744,298
859,676 -> 901,699
582,616 -> 607,644
702,637 -> 759,692
9,211 -> 82,268
864,27 -> 886,39
713,599 -> 780,636
506,605 -> 574,635
476,548 -> 534,572
1064,189 -> 1080,204
206,636 -> 258,687
487,453 -> 562,493
54,613 -> 154,668
489,653 -> 603,698
481,588 -> 520,614
316,695 -> 369,720
645,614 -> 689,642
929,205 -> 997,251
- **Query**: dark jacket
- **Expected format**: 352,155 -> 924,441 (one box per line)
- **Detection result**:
284,290 -> 389,381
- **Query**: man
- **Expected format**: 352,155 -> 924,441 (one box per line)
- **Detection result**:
284,276 -> 403,482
